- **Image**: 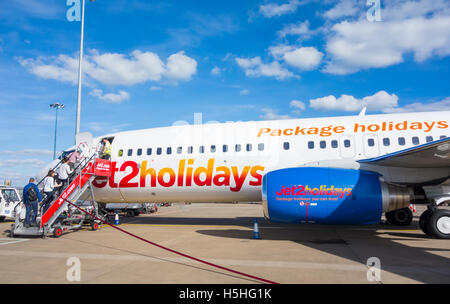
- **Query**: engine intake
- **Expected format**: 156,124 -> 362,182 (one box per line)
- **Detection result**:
262,167 -> 411,225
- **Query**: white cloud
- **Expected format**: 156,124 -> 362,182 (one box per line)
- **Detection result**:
90,89 -> 130,104
383,0 -> 450,21
0,158 -> 47,169
269,45 -> 323,70
278,21 -> 312,38
324,11 -> 450,74
260,108 -> 292,120
150,86 -> 162,91
309,91 -> 399,112
323,0 -> 360,20
385,97 -> 450,113
86,122 -> 129,134
1,149 -> 54,157
19,55 -> 79,84
235,57 -> 295,80
18,49 -> 197,86
240,89 -> 250,96
164,51 -> 197,81
259,0 -> 305,18
211,66 -> 221,75
290,100 -> 306,110
283,47 -> 323,70
87,50 -> 165,85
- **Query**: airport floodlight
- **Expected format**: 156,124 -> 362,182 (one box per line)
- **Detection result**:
50,103 -> 65,160
50,103 -> 65,109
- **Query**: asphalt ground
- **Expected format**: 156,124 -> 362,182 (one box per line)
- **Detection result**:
0,203 -> 449,284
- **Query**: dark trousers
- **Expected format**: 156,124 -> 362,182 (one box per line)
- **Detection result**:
101,154 -> 111,160
42,191 -> 54,214
25,200 -> 38,225
57,179 -> 68,194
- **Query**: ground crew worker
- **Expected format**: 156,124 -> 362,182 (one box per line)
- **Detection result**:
101,138 -> 111,160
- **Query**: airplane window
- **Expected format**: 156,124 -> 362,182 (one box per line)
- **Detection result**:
167,147 -> 172,155
235,144 -> 241,152
177,147 -> 182,154
147,148 -> 152,156
331,140 -> 338,148
137,149 -> 142,156
320,141 -> 326,149
199,146 -> 205,153
412,137 -> 420,145
344,140 -> 351,148
258,143 -> 264,151
368,139 -> 375,147
118,150 -> 123,157
440,135 -> 447,139
398,137 -> 405,146
188,146 -> 193,154
383,138 -> 390,146
283,142 -> 289,150
127,149 -> 133,156
211,145 -> 216,153
223,145 -> 228,152
426,136 -> 433,143
157,148 -> 162,155
246,144 -> 252,152
308,141 -> 314,149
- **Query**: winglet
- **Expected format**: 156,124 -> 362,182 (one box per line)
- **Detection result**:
358,107 -> 367,116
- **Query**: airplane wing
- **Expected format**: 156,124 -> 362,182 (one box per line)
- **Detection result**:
358,137 -> 450,168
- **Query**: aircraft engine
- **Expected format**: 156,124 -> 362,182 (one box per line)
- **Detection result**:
262,167 -> 412,224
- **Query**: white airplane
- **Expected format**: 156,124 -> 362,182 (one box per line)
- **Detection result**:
39,110 -> 450,239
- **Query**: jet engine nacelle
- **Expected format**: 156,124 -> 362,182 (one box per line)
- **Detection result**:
262,167 -> 412,225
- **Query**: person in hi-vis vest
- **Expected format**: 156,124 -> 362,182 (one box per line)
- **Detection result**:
101,138 -> 111,160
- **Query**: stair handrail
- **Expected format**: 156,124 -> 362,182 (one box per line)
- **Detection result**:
39,153 -> 100,224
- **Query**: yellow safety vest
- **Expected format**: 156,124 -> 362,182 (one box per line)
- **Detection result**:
104,142 -> 111,156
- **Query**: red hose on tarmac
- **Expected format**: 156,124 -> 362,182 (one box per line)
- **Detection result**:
63,199 -> 279,284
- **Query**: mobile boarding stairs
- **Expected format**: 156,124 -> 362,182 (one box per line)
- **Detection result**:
11,156 -> 112,238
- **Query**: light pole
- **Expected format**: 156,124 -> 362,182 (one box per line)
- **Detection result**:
50,103 -> 65,160
75,0 -> 86,137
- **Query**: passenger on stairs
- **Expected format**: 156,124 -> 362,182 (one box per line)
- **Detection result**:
68,150 -> 81,170
56,157 -> 73,190
23,178 -> 42,228
41,170 -> 61,213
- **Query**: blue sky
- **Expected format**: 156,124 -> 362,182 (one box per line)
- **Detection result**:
1,0 -> 450,185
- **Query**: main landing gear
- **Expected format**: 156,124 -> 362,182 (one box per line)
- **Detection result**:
385,208 -> 413,226
419,206 -> 450,239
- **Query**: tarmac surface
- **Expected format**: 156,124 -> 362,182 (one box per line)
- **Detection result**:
0,203 -> 449,284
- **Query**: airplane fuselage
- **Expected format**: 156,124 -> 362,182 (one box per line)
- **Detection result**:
87,111 -> 450,204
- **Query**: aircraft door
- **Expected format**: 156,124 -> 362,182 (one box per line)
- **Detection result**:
362,133 -> 380,158
338,134 -> 356,159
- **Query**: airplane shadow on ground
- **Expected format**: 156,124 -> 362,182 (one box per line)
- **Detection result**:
123,214 -> 450,284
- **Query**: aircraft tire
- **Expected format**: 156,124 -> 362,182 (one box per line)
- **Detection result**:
427,209 -> 450,239
385,208 -> 413,226
10,224 -> 14,238
419,209 -> 433,236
